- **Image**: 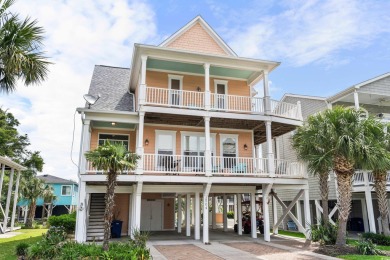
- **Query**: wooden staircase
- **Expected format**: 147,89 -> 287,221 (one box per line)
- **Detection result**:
87,194 -> 105,241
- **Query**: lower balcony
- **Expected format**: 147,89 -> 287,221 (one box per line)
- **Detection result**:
86,154 -> 306,178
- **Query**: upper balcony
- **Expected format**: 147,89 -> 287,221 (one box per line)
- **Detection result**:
353,171 -> 390,191
144,86 -> 302,120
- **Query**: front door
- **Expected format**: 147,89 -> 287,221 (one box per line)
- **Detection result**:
216,83 -> 226,109
140,199 -> 163,231
170,79 -> 181,106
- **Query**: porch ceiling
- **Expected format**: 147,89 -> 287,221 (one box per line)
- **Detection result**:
144,112 -> 297,145
335,91 -> 390,107
147,58 -> 254,80
91,121 -> 136,130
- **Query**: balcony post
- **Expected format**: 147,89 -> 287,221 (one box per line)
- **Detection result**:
223,194 -> 228,231
186,193 -> 191,236
297,101 -> 303,120
194,191 -> 200,240
204,63 -> 210,110
139,55 -> 148,106
303,188 -> 311,239
3,168 -> 14,232
204,116 -> 212,176
75,181 -> 87,242
263,70 -> 271,114
79,119 -> 91,175
136,111 -> 145,175
10,170 -> 21,230
353,89 -> 360,110
265,121 -> 275,177
363,171 -> 376,233
177,194 -> 182,233
237,193 -> 242,235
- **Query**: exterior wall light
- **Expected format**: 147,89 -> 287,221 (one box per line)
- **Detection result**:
111,122 -> 116,126
244,144 -> 248,150
144,139 -> 149,146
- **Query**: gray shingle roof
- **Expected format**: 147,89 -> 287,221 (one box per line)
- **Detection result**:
87,65 -> 134,112
37,174 -> 77,185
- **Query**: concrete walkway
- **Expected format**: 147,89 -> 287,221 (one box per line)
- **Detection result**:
147,229 -> 338,260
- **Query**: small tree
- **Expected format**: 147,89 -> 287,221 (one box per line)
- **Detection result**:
21,175 -> 45,228
85,142 -> 138,251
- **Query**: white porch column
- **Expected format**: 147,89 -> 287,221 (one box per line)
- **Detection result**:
353,89 -> 360,110
195,192 -> 200,240
139,55 -> 148,106
3,168 -> 14,232
186,194 -> 191,236
177,195 -> 182,233
0,164 -> 5,201
204,63 -> 211,110
303,189 -> 311,239
250,192 -> 257,238
134,182 -> 143,231
265,121 -> 275,177
233,195 -> 238,223
223,194 -> 228,231
10,170 -> 21,230
192,198 -> 195,225
272,194 -> 278,234
79,119 -> 91,175
361,199 -> 369,232
296,201 -> 302,225
263,70 -> 271,114
136,112 -> 145,175
75,181 -> 87,242
263,184 -> 271,241
204,116 -> 212,176
203,184 -> 211,244
315,200 -> 321,225
237,193 -> 242,235
363,171 -> 376,233
212,195 -> 216,229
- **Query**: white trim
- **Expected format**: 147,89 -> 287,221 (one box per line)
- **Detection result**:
61,185 -> 72,196
159,16 -> 237,57
146,68 -> 247,82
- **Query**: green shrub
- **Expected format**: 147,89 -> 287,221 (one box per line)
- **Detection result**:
227,211 -> 234,219
362,232 -> 390,246
356,236 -> 381,255
48,212 -> 76,234
15,242 -> 29,256
309,221 -> 337,245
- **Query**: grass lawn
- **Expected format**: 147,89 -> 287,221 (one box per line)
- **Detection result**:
339,255 -> 390,259
0,229 -> 47,260
275,230 -> 306,239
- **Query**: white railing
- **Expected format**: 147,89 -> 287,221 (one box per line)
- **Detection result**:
270,100 -> 301,119
143,154 -> 206,175
86,162 -> 134,175
210,94 -> 264,113
145,87 -> 204,109
274,159 -> 306,178
353,171 -> 390,186
210,156 -> 268,176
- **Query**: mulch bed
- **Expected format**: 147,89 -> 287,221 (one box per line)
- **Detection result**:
314,245 -> 359,257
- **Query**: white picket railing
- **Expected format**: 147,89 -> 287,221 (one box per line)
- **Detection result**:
143,154 -> 206,175
353,171 -> 390,186
210,156 -> 268,176
210,94 -> 265,113
274,159 -> 306,178
270,99 -> 301,119
86,161 -> 134,174
145,87 -> 204,109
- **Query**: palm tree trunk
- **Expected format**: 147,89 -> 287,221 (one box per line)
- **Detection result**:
25,201 -> 36,228
319,172 -> 329,224
373,170 -> 390,236
334,155 -> 354,246
102,170 -> 118,251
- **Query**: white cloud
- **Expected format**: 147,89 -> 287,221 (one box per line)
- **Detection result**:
227,0 -> 390,66
0,0 -> 157,181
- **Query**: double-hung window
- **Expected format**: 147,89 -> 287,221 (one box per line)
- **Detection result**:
220,135 -> 238,168
156,131 -> 176,170
61,185 -> 72,196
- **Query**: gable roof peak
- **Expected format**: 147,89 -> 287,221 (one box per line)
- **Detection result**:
159,15 -> 237,57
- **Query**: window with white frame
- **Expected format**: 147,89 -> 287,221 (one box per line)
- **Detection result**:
156,131 -> 176,169
182,132 -> 215,171
220,135 -> 238,168
98,134 -> 129,150
168,75 -> 183,106
61,185 -> 72,196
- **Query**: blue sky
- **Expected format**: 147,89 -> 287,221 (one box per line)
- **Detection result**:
0,0 -> 389,180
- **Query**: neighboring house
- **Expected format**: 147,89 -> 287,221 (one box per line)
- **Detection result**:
18,174 -> 78,220
274,72 -> 390,234
75,16 -> 309,243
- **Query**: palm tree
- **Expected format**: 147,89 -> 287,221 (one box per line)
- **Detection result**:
42,185 -> 56,219
20,175 -> 46,228
85,142 -> 138,251
0,0 -> 50,93
292,113 -> 333,224
293,106 -> 390,245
